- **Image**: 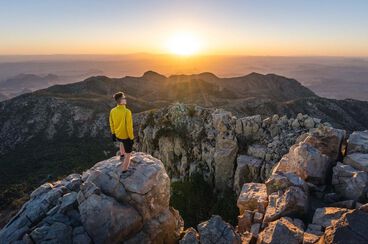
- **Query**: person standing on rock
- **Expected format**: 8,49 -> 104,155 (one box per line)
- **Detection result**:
109,91 -> 134,173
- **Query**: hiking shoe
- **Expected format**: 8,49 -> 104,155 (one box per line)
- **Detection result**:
121,168 -> 134,178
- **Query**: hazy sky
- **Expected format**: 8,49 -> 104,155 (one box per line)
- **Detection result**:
1,0 -> 367,56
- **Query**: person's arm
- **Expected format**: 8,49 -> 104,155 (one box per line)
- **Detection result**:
109,110 -> 116,141
127,110 -> 134,140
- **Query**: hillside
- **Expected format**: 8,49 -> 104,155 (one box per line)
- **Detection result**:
0,74 -> 60,100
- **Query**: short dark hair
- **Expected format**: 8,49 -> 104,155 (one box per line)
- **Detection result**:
113,92 -> 126,102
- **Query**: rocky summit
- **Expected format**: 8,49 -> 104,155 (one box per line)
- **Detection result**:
0,152 -> 183,244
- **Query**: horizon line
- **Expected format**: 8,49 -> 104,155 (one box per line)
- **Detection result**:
1,52 -> 368,59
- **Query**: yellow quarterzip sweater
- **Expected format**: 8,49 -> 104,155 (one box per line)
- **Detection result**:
109,104 -> 134,140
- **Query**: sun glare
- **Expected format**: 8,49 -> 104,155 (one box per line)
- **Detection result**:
166,32 -> 201,56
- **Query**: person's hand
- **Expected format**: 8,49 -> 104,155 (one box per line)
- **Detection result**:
111,134 -> 117,142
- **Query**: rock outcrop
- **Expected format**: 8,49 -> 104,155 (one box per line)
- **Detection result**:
321,210 -> 368,244
135,103 -> 324,191
257,217 -> 304,244
0,152 -> 183,244
196,215 -> 241,244
176,123 -> 368,244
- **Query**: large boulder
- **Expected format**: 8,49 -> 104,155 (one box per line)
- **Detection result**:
233,154 -> 263,194
197,215 -> 241,244
312,207 -> 349,228
214,136 -> 238,191
272,142 -> 330,185
344,153 -> 368,173
321,210 -> 368,243
257,217 -> 304,244
265,172 -> 308,195
347,130 -> 368,154
297,126 -> 346,162
179,227 -> 199,244
263,186 -> 308,223
332,162 -> 368,201
237,183 -> 268,214
0,152 -> 183,244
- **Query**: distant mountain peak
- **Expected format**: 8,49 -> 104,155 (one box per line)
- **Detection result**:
167,72 -> 218,82
142,70 -> 166,81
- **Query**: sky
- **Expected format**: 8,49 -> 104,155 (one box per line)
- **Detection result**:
0,0 -> 367,56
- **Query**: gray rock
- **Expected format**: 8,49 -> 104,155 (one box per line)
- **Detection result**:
233,155 -> 263,194
237,210 -> 254,233
273,142 -> 330,185
265,172 -> 308,195
179,227 -> 199,244
344,153 -> 368,173
257,217 -> 304,244
237,183 -> 268,214
306,224 -> 323,236
197,215 -> 241,244
300,126 -> 346,162
312,207 -> 349,228
0,152 -> 183,244
30,222 -> 72,244
304,117 -> 315,129
214,136 -> 238,191
332,162 -> 368,201
79,193 -> 143,243
347,130 -> 368,154
59,192 -> 78,213
264,186 -> 308,223
322,210 -> 368,243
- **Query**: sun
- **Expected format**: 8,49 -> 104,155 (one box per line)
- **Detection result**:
166,32 -> 201,56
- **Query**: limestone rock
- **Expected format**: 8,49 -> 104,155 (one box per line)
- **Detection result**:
312,207 -> 349,228
237,210 -> 254,233
197,215 -> 241,244
303,232 -> 320,244
179,227 -> 199,244
247,144 -> 267,160
263,186 -> 308,223
257,217 -> 304,244
347,130 -> 368,154
305,224 -> 323,236
233,155 -> 263,194
299,126 -> 345,162
322,210 -> 368,243
344,153 -> 368,173
237,183 -> 268,214
332,162 -> 368,201
0,152 -> 183,244
304,117 -> 315,129
265,172 -> 308,195
272,142 -> 330,185
214,136 -> 238,190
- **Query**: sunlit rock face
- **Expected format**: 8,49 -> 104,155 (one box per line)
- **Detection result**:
0,152 -> 183,244
135,103 -> 324,191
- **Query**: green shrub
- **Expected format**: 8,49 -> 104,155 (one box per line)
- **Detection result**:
170,173 -> 238,228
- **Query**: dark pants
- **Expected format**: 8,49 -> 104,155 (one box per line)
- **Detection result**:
117,138 -> 134,153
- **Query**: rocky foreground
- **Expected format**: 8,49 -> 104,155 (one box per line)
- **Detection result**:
178,129 -> 368,244
0,153 -> 183,243
1,115 -> 368,243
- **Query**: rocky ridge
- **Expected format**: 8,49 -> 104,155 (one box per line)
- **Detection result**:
1,123 -> 368,243
134,103 -> 327,191
177,126 -> 368,243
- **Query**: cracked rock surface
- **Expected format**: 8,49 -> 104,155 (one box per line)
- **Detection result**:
0,152 -> 183,244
